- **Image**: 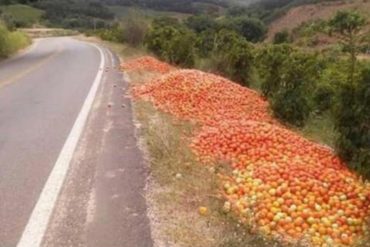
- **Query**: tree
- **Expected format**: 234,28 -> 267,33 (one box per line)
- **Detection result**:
185,15 -> 216,33
273,29 -> 290,44
122,18 -> 148,47
334,65 -> 370,178
211,29 -> 254,86
256,44 -> 293,97
270,51 -> 319,127
228,16 -> 267,43
196,28 -> 217,57
164,30 -> 196,67
145,17 -> 195,67
329,11 -> 370,177
145,17 -> 180,57
329,10 -> 366,85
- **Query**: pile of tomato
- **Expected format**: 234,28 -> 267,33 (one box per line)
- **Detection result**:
132,69 -> 274,126
121,56 -> 173,74
192,120 -> 370,246
129,58 -> 370,247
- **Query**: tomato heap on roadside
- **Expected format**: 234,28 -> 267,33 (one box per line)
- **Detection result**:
121,56 -> 173,74
130,59 -> 370,247
132,69 -> 274,126
192,121 -> 370,247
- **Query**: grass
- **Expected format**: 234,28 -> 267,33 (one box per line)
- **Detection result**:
301,113 -> 337,148
0,23 -> 30,58
0,4 -> 44,27
20,28 -> 79,38
108,5 -> 191,20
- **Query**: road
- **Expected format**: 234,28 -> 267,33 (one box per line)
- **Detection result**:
0,37 -> 153,247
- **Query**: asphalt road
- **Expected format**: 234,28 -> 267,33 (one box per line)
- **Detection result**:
0,37 -> 153,247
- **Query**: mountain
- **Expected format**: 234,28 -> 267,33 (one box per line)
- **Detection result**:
267,0 -> 370,40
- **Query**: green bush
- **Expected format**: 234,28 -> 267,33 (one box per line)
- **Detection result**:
227,16 -> 267,43
313,83 -> 335,113
185,15 -> 217,33
314,61 -> 346,113
334,64 -> 370,178
272,87 -> 312,127
93,24 -> 124,43
210,29 -> 254,86
270,51 -> 319,126
122,18 -> 148,47
256,44 -> 293,97
0,24 -> 10,57
0,22 -> 29,58
164,30 -> 196,67
145,18 -> 179,57
196,29 -> 216,57
273,29 -> 291,44
145,18 -> 196,67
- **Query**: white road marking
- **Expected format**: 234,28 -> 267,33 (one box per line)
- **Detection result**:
106,48 -> 115,66
16,43 -> 106,247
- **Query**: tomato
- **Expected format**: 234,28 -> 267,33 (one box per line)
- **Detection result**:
130,60 -> 370,247
121,56 -> 173,74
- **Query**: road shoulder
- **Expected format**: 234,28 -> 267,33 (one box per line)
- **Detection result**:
42,44 -> 153,247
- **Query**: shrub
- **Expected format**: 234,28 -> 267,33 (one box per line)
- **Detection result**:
122,18 -> 148,47
195,29 -> 217,57
314,61 -> 346,113
334,64 -> 370,178
313,83 -> 335,113
271,87 -> 312,127
185,15 -> 217,33
211,29 -> 254,86
0,23 -> 10,57
227,16 -> 267,43
329,10 -> 366,85
273,29 -> 290,44
270,51 -> 319,126
145,18 -> 196,67
164,30 -> 196,67
0,23 -> 29,58
256,44 -> 293,97
94,24 -> 124,43
224,39 -> 254,86
145,18 -> 179,57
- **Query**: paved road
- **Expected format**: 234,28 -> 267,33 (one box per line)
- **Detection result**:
0,37 -> 152,247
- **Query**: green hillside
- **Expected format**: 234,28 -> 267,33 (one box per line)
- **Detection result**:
0,4 -> 43,27
108,5 -> 191,20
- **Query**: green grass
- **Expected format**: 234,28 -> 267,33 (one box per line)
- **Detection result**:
300,113 -> 337,147
0,23 -> 30,58
108,5 -> 191,20
0,4 -> 44,26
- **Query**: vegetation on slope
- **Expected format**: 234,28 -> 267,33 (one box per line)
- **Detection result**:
0,4 -> 43,27
267,0 -> 370,44
0,21 -> 30,57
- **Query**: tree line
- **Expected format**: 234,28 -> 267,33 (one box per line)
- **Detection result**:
0,0 -> 114,29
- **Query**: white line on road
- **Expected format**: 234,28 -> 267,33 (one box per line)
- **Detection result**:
106,48 -> 115,67
16,43 -> 106,247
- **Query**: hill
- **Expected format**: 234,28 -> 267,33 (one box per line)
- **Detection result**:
100,0 -> 229,14
267,0 -> 370,41
0,4 -> 43,27
108,5 -> 192,20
